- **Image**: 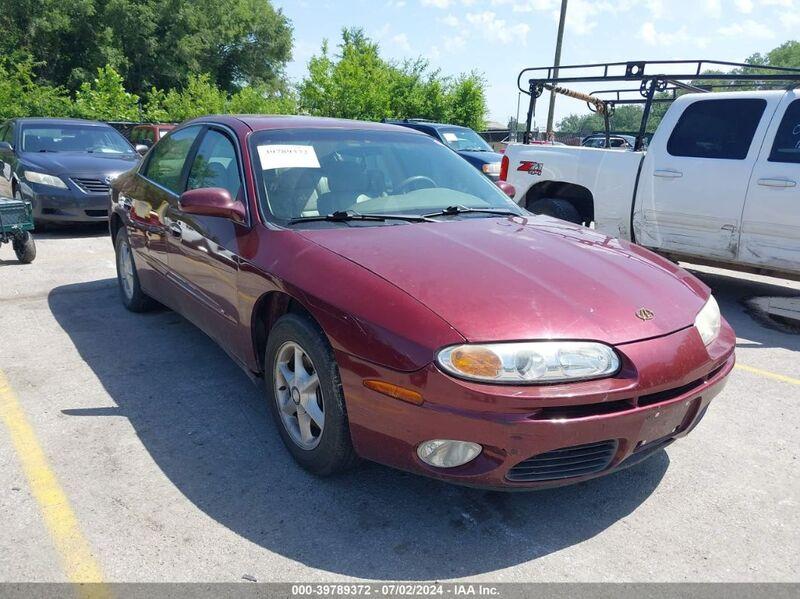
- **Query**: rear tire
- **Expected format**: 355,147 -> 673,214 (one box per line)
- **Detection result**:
114,227 -> 155,312
528,198 -> 582,224
12,231 -> 36,264
265,313 -> 358,476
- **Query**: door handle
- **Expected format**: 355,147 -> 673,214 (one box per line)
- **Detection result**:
654,169 -> 683,179
757,178 -> 797,188
169,222 -> 182,238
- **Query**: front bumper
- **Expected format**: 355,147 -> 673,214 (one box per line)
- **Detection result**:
21,181 -> 109,223
338,323 -> 735,489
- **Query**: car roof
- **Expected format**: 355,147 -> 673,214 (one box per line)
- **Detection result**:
133,123 -> 176,129
389,120 -> 470,130
13,117 -> 113,127
187,115 -> 429,136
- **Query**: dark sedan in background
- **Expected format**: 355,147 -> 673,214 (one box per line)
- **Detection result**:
0,118 -> 140,227
386,119 -> 504,180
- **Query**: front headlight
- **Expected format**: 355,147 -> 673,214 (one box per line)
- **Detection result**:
482,162 -> 501,176
436,341 -> 620,384
24,170 -> 67,189
694,295 -> 721,346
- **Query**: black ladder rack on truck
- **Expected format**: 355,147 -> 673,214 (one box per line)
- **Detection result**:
517,59 -> 800,150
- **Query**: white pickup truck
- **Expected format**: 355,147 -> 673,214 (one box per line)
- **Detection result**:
502,89 -> 800,279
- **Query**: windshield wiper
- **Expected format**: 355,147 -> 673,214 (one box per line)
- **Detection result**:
287,210 -> 434,225
423,206 -> 522,219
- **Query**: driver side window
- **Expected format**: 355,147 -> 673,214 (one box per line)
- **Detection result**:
186,129 -> 242,201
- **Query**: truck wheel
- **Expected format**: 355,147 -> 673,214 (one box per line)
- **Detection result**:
12,231 -> 36,264
528,198 -> 582,224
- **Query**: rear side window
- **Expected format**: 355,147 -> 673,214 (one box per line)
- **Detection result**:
667,99 -> 766,160
768,99 -> 800,164
143,126 -> 202,193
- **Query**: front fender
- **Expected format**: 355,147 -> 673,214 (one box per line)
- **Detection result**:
239,231 -> 465,372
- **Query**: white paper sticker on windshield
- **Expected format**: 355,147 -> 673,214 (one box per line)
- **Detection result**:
257,144 -> 320,170
443,132 -> 459,142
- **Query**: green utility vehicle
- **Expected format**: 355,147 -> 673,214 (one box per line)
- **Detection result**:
0,196 -> 36,264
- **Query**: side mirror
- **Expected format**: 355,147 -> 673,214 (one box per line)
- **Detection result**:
0,141 -> 13,153
179,187 -> 246,223
495,180 -> 516,198
135,144 -> 149,156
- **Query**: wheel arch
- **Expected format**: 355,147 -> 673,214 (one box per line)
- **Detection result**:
251,290 -> 322,375
524,181 -> 595,224
109,212 -> 124,244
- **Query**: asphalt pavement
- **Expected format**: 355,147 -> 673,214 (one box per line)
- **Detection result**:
0,224 -> 798,583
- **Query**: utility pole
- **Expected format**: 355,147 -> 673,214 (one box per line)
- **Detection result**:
546,0 -> 568,138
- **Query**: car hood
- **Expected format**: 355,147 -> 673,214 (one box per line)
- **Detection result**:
299,216 -> 709,346
21,152 -> 139,176
457,150 -> 502,165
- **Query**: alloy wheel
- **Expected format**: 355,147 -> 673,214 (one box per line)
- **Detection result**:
274,341 -> 325,450
118,238 -> 135,301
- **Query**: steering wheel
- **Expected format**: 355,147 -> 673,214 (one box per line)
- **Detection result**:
396,175 -> 437,194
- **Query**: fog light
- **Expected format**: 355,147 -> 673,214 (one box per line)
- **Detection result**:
416,440 -> 482,468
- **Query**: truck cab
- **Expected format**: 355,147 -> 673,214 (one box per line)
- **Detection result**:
503,60 -> 800,280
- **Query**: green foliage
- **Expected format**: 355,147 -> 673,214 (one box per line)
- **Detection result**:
74,66 -> 140,121
299,28 -> 487,129
156,74 -> 228,121
0,56 -> 72,119
745,40 -> 800,69
447,74 -> 488,131
0,0 -> 293,95
557,105 -> 658,135
227,85 -> 297,115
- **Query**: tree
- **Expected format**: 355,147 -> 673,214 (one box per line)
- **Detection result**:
0,0 -> 293,95
298,28 -> 487,128
0,56 -> 72,119
74,66 -> 140,121
745,40 -> 800,69
557,105 -> 655,135
141,75 -> 296,122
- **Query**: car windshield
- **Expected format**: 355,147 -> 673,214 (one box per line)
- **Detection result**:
250,128 -> 523,226
20,125 -> 134,154
437,127 -> 493,152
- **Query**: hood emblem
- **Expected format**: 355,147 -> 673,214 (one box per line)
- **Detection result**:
636,308 -> 655,321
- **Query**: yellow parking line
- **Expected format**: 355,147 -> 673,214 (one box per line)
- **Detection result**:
736,363 -> 800,386
0,369 -> 108,596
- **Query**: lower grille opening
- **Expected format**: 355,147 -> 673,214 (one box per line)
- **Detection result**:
532,399 -> 635,420
638,378 -> 703,408
84,209 -> 108,217
506,439 -> 618,482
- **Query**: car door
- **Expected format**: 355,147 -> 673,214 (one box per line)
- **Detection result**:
738,92 -> 800,276
166,126 -> 246,348
634,96 -> 776,260
128,125 -> 203,286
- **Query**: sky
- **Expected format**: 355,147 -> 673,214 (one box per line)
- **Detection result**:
273,0 -> 799,128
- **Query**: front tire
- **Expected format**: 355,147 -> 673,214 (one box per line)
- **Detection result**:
12,231 -> 36,264
265,313 -> 358,476
114,228 -> 155,312
528,198 -> 582,224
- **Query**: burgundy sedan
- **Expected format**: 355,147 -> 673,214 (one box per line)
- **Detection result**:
109,116 -> 735,489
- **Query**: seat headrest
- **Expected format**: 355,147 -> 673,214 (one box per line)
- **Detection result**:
325,161 -> 367,193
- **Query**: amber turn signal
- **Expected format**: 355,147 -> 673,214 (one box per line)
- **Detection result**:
450,346 -> 502,378
363,380 -> 424,405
